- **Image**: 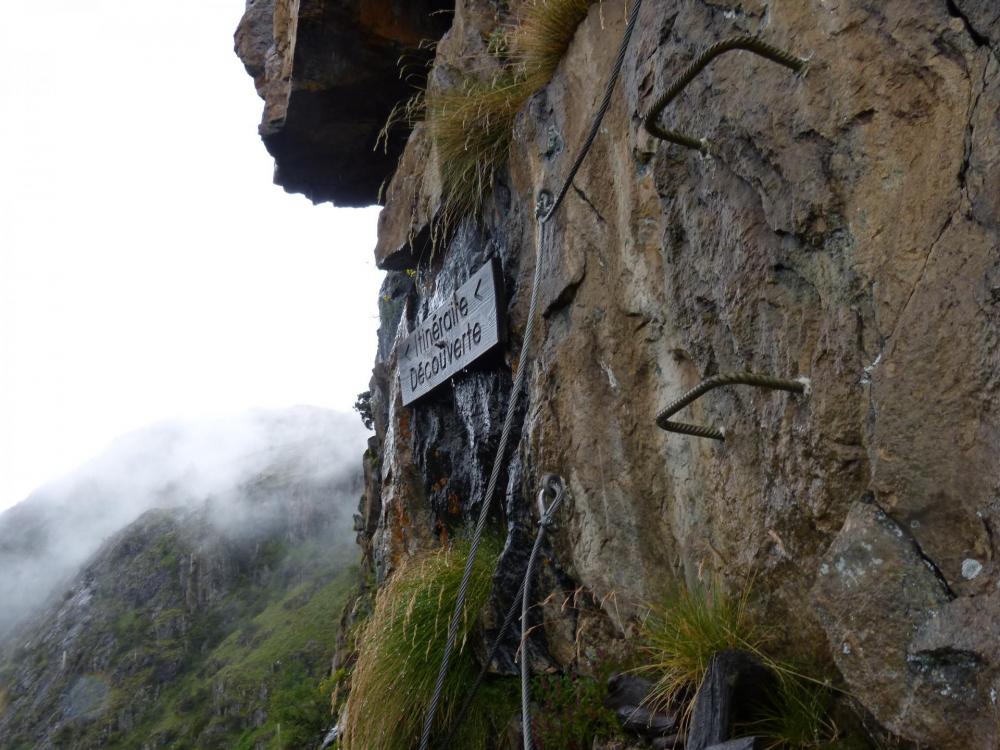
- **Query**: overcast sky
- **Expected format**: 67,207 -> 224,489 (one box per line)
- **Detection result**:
0,0 -> 384,511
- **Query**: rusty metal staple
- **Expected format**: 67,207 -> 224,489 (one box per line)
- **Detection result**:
643,35 -> 807,153
655,372 -> 809,440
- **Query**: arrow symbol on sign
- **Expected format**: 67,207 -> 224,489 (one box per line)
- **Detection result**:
474,279 -> 483,300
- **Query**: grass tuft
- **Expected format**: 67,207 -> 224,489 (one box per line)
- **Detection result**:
342,537 -> 514,750
410,0 -> 598,242
746,672 -> 836,749
639,578 -> 764,713
509,0 -> 599,87
639,578 -> 857,749
426,72 -> 534,235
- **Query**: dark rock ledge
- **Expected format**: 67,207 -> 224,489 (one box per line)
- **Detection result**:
235,0 -> 452,205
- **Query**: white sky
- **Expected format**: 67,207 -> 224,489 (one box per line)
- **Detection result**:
0,1 -> 384,511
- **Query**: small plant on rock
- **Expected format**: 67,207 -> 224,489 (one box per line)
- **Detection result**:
531,670 -> 625,749
425,71 -> 533,232
640,578 -> 764,713
639,579 -> 864,749
342,537 -> 515,749
508,0 -> 600,87
353,390 -> 373,430
397,0 -> 600,240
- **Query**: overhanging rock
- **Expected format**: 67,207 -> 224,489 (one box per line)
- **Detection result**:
235,0 -> 452,205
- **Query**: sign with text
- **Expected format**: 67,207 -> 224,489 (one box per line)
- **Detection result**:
399,260 -> 504,405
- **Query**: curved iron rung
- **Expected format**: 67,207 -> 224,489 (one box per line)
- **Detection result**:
656,373 -> 808,440
643,35 -> 807,153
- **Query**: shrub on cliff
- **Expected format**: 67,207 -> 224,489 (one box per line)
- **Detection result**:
423,0 -> 599,235
639,580 -> 868,749
342,537 -> 515,749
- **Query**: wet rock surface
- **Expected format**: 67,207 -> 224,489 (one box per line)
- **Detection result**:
704,739 -> 761,750
617,704 -> 677,739
247,0 -> 1000,746
605,673 -> 679,741
605,672 -> 657,711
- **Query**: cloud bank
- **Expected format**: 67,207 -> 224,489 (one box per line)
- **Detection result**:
0,406 -> 369,639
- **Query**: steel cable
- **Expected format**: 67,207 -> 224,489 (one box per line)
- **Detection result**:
438,476 -> 567,749
643,35 -> 806,152
542,0 -> 645,223
439,571 -> 529,748
418,2 -> 645,747
521,475 -> 565,750
417,211 -> 552,750
655,372 -> 808,440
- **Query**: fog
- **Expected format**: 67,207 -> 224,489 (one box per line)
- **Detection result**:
0,0 -> 383,514
0,406 -> 370,639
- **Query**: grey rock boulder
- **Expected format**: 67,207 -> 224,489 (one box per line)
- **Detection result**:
811,501 -> 998,750
704,739 -> 761,750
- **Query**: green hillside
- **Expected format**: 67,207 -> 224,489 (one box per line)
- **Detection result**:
0,475 -> 359,750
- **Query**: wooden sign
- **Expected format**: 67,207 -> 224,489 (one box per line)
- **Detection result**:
399,260 -> 505,405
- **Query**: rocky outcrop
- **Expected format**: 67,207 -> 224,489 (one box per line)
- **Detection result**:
810,501 -> 994,747
235,0 -> 453,204
240,0 -> 1000,747
811,497 -> 1000,748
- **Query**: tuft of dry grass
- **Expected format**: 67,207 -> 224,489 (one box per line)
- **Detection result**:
509,0 -> 599,86
639,578 -> 854,748
421,0 -> 599,238
639,578 -> 764,715
426,73 -> 534,233
342,538 -> 511,750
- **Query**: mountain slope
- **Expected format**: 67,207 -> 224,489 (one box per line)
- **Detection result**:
0,406 -> 366,640
0,408 -> 366,750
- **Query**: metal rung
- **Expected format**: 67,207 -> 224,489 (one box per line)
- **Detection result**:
656,372 -> 809,440
644,35 -> 808,153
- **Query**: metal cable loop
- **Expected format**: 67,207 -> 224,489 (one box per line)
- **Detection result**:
441,478 -> 566,748
655,372 -> 809,440
522,475 -> 565,750
419,2 -> 645,745
643,35 -> 807,153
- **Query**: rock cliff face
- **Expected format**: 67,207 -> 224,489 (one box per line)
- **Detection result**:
243,1 -> 1000,747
